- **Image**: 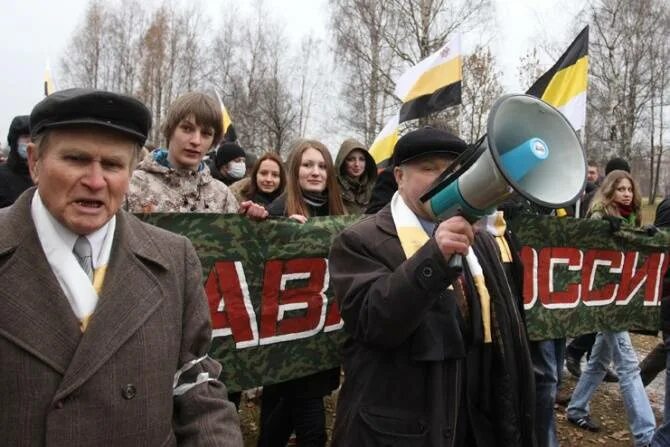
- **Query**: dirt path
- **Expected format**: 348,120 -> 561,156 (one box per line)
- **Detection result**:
239,334 -> 666,446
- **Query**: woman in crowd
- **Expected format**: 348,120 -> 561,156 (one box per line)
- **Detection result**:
229,152 -> 286,207
258,139 -> 345,447
334,138 -> 377,214
126,92 -> 262,217
567,169 -> 656,447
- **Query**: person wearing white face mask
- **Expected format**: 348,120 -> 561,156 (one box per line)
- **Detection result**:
212,141 -> 247,186
0,115 -> 33,207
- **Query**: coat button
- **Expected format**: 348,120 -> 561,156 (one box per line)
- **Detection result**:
122,384 -> 137,400
422,266 -> 433,278
54,400 -> 64,409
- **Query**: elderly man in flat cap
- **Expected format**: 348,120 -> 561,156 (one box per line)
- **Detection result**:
0,88 -> 242,446
328,127 -> 535,447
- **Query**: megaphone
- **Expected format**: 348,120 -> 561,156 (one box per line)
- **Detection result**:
421,94 -> 586,220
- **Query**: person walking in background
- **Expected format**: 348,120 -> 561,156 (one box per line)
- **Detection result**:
567,169 -> 655,447
229,152 -> 286,207
567,157 -> 633,380
258,139 -> 345,447
0,115 -> 33,207
334,138 -> 377,214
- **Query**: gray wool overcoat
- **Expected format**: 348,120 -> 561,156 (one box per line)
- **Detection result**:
0,189 -> 243,446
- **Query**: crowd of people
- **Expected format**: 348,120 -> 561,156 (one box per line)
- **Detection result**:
0,87 -> 669,447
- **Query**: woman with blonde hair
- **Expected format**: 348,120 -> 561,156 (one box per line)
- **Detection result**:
566,169 -> 655,446
587,169 -> 641,225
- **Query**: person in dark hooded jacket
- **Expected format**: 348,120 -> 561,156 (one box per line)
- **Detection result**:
0,115 -> 33,207
335,138 -> 377,214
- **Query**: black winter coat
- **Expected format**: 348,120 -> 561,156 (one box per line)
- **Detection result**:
0,152 -> 33,208
328,205 -> 536,447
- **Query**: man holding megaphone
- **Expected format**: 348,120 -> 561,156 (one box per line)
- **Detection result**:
328,126 -> 536,447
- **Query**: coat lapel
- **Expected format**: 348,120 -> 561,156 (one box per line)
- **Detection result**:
55,211 -> 171,400
0,189 -> 82,374
375,204 -> 398,236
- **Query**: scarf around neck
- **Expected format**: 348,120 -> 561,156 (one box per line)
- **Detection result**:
154,148 -> 206,172
390,192 -> 492,343
31,191 -> 115,331
302,190 -> 328,208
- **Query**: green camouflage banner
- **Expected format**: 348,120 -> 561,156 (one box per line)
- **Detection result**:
140,214 -> 360,392
508,214 -> 670,341
140,213 -> 670,391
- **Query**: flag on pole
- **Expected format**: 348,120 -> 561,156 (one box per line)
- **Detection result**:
214,90 -> 237,142
368,114 -> 399,169
369,34 -> 463,168
44,61 -> 56,96
526,26 -> 589,131
395,34 -> 462,124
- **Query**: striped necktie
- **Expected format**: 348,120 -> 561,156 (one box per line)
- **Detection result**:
73,236 -> 93,282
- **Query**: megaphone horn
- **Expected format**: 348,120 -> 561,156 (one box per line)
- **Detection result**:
421,94 -> 586,221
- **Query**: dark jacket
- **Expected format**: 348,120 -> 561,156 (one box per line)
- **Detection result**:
207,158 -> 237,186
0,115 -> 33,208
267,193 -> 331,218
365,166 -> 397,214
0,189 -> 242,446
328,205 -> 535,447
335,139 -> 377,214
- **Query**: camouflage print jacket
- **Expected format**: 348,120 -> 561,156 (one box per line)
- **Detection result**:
126,153 -> 239,214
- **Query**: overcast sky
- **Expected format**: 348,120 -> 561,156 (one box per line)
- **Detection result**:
0,0 -> 583,146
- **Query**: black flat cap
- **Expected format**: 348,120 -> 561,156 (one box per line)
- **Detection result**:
30,88 -> 152,145
393,127 -> 468,166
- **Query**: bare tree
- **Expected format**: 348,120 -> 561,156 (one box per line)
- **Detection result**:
587,0 -> 664,160
461,45 -> 503,142
60,0 -> 108,89
330,0 -> 398,144
330,0 -> 492,145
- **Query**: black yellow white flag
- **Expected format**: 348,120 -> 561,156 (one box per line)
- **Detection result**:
214,90 -> 237,142
395,34 -> 462,123
370,35 -> 462,167
369,114 -> 399,169
526,26 -> 588,131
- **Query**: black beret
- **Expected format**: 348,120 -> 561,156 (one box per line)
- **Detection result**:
215,142 -> 246,168
393,127 -> 468,166
30,88 -> 152,145
605,157 -> 630,175
7,115 -> 30,150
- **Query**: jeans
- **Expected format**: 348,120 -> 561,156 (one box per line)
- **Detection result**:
531,338 -> 565,447
567,331 -> 655,447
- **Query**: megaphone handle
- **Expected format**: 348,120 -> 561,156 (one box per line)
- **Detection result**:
448,254 -> 463,270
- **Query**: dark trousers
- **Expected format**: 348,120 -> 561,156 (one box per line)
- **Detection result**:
531,338 -> 565,447
257,383 -> 326,447
640,341 -> 667,386
566,333 -> 597,360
